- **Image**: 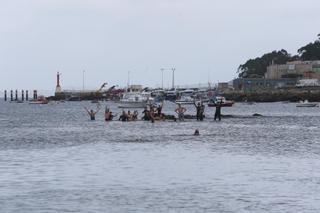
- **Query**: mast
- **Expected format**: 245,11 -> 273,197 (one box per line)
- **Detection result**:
127,71 -> 131,91
82,70 -> 85,91
172,68 -> 175,89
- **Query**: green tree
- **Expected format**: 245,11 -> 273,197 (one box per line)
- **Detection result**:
298,34 -> 320,60
238,49 -> 292,78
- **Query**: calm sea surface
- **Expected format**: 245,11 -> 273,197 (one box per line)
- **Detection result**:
0,100 -> 320,213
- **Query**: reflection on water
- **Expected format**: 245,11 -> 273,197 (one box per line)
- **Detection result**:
0,101 -> 320,212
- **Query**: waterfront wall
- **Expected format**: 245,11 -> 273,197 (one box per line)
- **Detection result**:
223,87 -> 320,102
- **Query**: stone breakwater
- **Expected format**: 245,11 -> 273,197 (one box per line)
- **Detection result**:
223,87 -> 320,102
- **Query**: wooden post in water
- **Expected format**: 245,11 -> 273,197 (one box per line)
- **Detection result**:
26,90 -> 29,101
33,90 -> 37,100
15,90 -> 18,101
21,90 -> 24,101
10,90 -> 13,101
4,90 -> 7,101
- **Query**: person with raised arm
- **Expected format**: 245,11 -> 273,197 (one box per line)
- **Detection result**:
175,103 -> 187,121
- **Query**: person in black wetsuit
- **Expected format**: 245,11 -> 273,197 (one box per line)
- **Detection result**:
119,110 -> 128,121
156,102 -> 165,120
194,129 -> 200,136
194,102 -> 201,121
214,101 -> 222,121
84,106 -> 100,121
142,107 -> 150,121
200,102 -> 205,121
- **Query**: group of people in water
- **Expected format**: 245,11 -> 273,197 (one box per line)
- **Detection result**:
119,110 -> 139,121
141,102 -> 165,122
84,101 -> 222,122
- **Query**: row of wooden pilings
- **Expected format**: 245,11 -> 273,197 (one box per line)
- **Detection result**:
3,90 -> 38,102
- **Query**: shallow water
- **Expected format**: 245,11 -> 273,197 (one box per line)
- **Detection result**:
0,101 -> 320,212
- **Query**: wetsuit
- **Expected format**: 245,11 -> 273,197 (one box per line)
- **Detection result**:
195,104 -> 201,121
200,105 -> 205,121
142,109 -> 150,121
157,106 -> 162,117
90,114 -> 95,121
119,114 -> 128,121
214,105 -> 221,121
178,112 -> 184,121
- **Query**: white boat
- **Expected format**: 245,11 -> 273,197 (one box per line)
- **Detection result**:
175,95 -> 196,105
208,96 -> 234,107
164,90 -> 178,101
118,92 -> 154,108
296,100 -> 318,107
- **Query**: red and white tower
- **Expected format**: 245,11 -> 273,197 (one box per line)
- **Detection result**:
55,72 -> 62,93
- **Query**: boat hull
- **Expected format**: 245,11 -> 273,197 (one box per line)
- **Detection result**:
29,101 -> 48,105
118,102 -> 148,108
208,102 -> 234,107
175,101 -> 195,105
296,103 -> 318,107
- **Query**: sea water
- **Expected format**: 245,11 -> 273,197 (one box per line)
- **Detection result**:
0,101 -> 320,213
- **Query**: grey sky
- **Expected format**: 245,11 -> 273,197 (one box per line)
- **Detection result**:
1,0 -> 319,94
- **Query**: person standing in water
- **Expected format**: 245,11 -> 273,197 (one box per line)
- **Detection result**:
119,110 -> 128,121
104,107 -> 114,121
214,101 -> 222,121
194,102 -> 202,121
156,101 -> 165,120
175,103 -> 187,121
142,106 -> 150,121
200,102 -> 205,121
132,110 -> 139,121
127,110 -> 133,121
84,106 -> 100,121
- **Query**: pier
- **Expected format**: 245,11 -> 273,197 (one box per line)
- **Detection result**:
3,90 -> 36,102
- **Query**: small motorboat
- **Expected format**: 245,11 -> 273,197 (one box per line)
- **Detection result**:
29,96 -> 49,105
296,100 -> 318,107
208,96 -> 234,107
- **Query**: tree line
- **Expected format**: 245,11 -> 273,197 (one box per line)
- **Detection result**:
238,34 -> 320,78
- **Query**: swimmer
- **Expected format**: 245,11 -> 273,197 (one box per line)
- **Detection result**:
194,102 -> 201,121
200,102 -> 205,121
105,107 -> 114,121
84,106 -> 100,121
194,129 -> 200,136
132,110 -> 139,120
119,110 -> 128,122
214,101 -> 222,121
156,102 -> 165,120
175,103 -> 187,121
142,107 -> 150,121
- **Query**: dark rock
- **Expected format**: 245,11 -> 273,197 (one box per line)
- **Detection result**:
252,113 -> 263,117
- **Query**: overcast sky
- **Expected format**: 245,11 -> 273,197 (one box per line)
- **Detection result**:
0,0 -> 319,94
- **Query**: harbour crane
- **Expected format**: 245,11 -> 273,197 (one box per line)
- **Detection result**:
97,83 -> 108,93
